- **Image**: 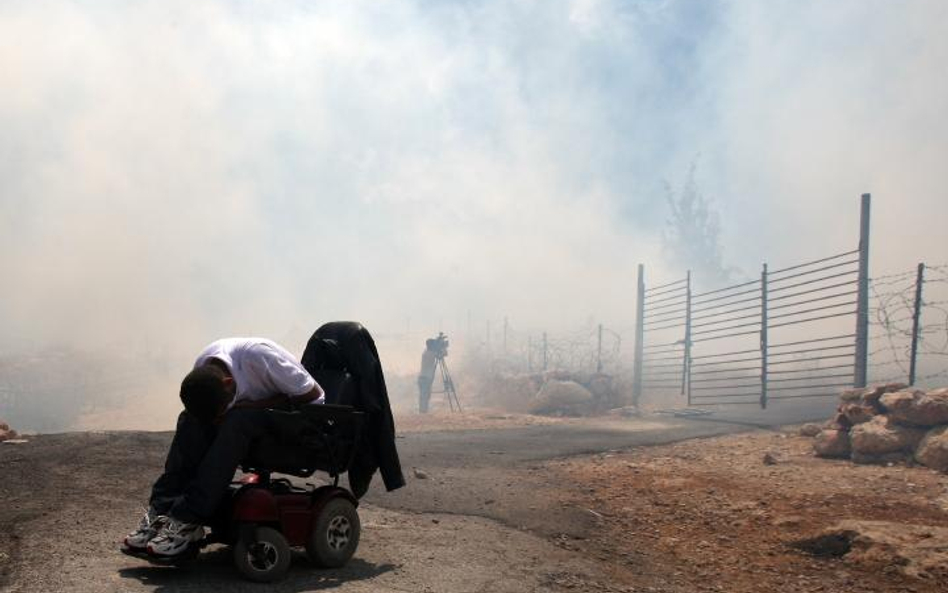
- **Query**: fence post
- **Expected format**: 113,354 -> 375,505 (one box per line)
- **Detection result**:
683,271 -> 692,404
854,193 -> 871,388
632,264 -> 645,408
503,317 -> 508,356
597,324 -> 603,373
528,335 -> 533,372
543,332 -> 548,371
760,263 -> 769,409
909,263 -> 926,386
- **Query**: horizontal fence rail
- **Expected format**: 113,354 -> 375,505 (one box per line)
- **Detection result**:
633,195 -> 877,410
634,195 -> 947,411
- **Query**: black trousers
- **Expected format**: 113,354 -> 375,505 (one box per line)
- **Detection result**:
149,408 -> 275,523
417,376 -> 434,413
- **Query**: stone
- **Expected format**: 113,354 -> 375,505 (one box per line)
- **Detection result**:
861,382 -> 908,408
914,426 -> 948,472
772,515 -> 804,529
813,429 -> 851,458
586,374 -> 614,398
880,389 -> 948,427
412,468 -> 430,480
824,411 -> 852,431
799,423 -> 822,437
530,380 -> 594,415
0,427 -> 17,442
850,416 -> 926,456
839,388 -> 866,403
762,452 -> 778,465
839,402 -> 876,425
607,405 -> 640,418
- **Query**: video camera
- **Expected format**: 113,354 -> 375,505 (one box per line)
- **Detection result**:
428,332 -> 449,359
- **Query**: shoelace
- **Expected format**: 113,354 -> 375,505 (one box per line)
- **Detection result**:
137,507 -> 151,529
162,520 -> 186,536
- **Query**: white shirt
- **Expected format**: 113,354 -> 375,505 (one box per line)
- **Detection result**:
194,338 -> 324,408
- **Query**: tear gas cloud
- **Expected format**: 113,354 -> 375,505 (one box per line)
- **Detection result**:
1,0 -> 946,429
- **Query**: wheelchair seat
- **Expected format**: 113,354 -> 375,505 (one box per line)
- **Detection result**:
241,370 -> 364,479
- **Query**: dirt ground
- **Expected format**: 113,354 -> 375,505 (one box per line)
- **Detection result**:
555,427 -> 948,592
394,409 -> 571,433
2,411 -> 947,591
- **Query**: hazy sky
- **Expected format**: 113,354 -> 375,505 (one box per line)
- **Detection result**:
2,0 -> 946,356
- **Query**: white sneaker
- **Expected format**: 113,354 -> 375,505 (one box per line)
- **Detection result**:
146,517 -> 204,558
123,507 -> 163,552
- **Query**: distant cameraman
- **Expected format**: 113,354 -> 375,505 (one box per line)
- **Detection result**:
417,339 -> 439,413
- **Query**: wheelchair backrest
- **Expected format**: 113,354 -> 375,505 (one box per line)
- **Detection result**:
309,368 -> 358,406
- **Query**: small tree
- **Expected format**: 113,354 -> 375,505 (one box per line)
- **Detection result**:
662,161 -> 733,287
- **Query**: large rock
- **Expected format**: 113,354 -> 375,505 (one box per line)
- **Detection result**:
607,405 -> 640,418
823,411 -> 852,431
799,423 -> 822,437
880,389 -> 948,427
839,387 -> 866,403
813,429 -> 851,458
586,374 -> 614,398
861,382 -> 908,408
850,416 -> 926,456
915,426 -> 948,472
0,420 -> 16,442
530,380 -> 593,416
839,402 -> 877,425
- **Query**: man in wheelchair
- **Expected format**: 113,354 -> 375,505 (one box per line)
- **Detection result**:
122,324 -> 405,571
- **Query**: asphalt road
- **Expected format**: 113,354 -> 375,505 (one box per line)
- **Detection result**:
0,405 -> 829,592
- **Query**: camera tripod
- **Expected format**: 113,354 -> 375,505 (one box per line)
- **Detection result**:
431,354 -> 462,412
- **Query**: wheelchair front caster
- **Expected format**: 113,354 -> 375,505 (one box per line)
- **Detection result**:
234,525 -> 292,582
306,497 -> 361,568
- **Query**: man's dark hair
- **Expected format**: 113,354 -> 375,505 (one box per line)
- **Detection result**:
180,365 -> 231,422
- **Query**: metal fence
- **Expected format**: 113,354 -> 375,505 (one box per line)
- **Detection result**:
868,263 -> 948,387
632,194 -> 876,409
468,320 -> 624,376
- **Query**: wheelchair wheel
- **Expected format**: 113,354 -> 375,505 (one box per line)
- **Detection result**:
306,498 -> 360,568
234,525 -> 292,583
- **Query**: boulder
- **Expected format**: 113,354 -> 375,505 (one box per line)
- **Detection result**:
813,429 -> 851,458
861,382 -> 908,408
915,426 -> 948,473
0,420 -> 16,442
586,374 -> 614,398
824,411 -> 852,431
607,405 -> 640,418
530,380 -> 594,416
799,423 -> 822,437
839,402 -> 876,425
839,387 -> 866,403
850,416 -> 926,456
880,389 -> 948,427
